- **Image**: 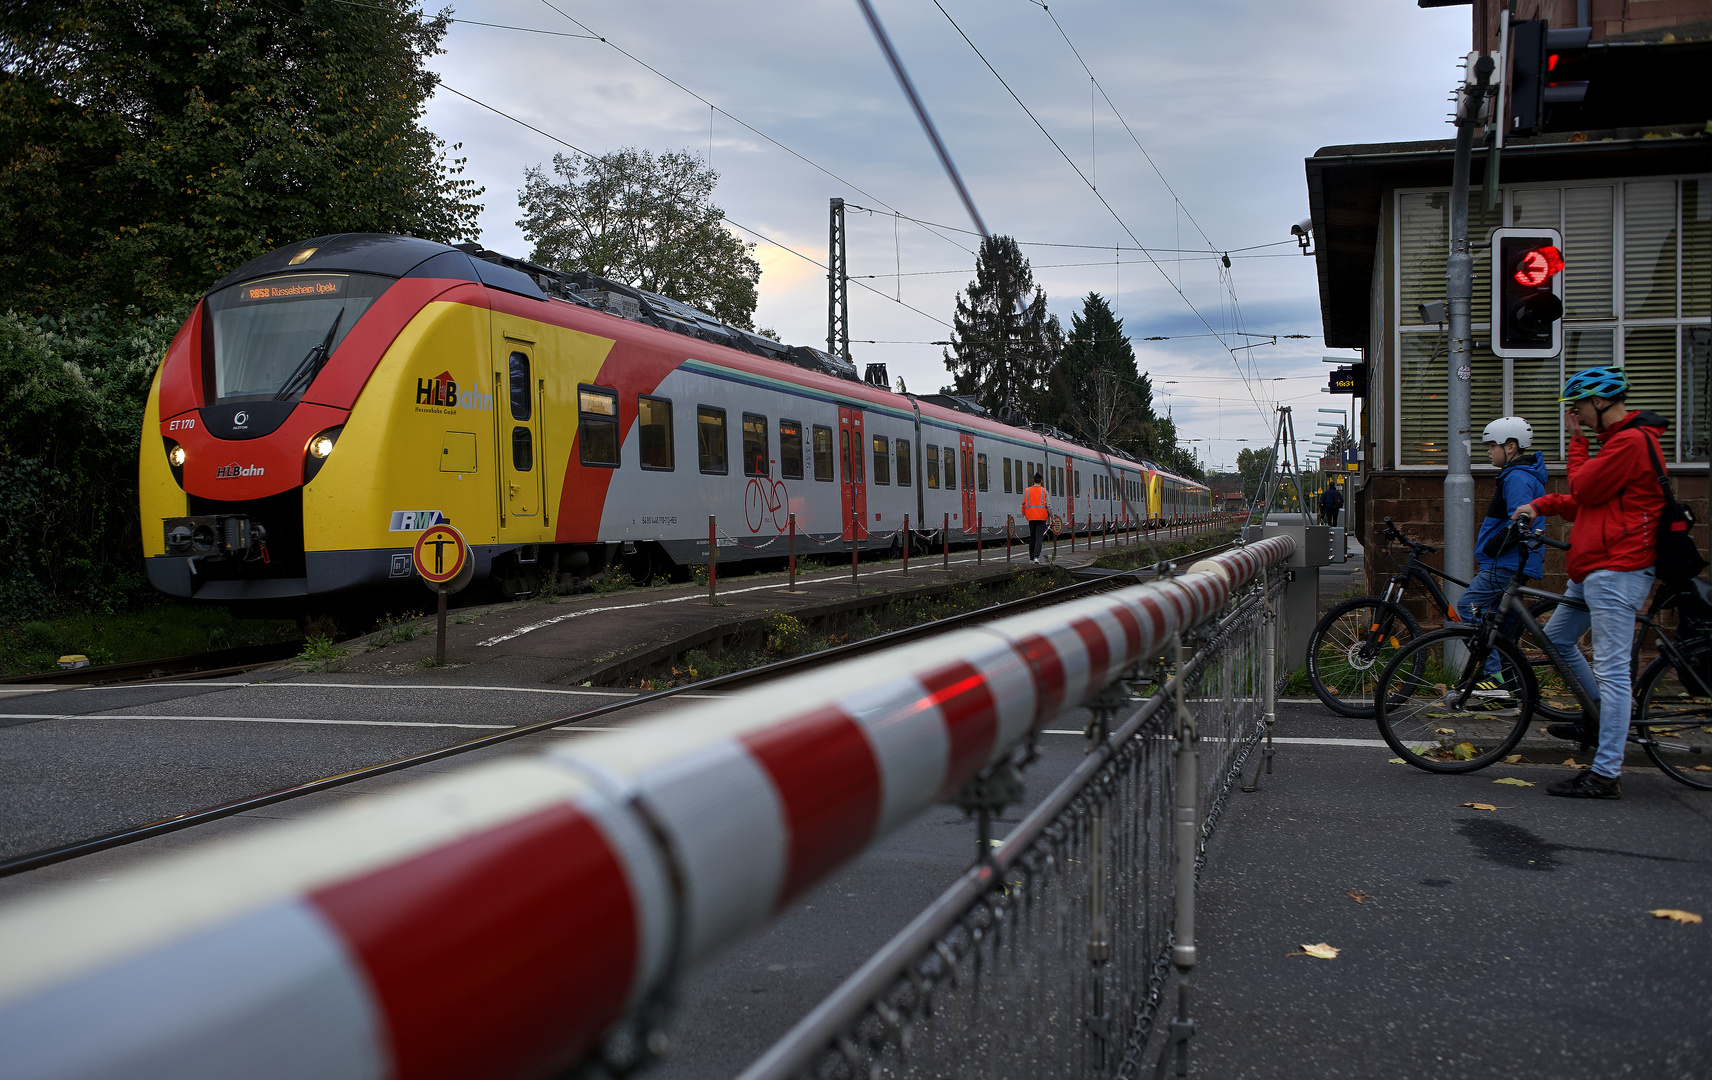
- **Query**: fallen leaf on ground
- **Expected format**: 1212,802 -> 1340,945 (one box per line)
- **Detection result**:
1694,765 -> 1712,772
1493,777 -> 1534,787
1648,909 -> 1703,925
1563,757 -> 1588,769
1388,757 -> 1407,764
1459,802 -> 1500,811
1653,730 -> 1682,738
1287,943 -> 1340,959
1435,727 -> 1456,735
1503,754 -> 1525,764
1345,890 -> 1370,904
1452,742 -> 1478,761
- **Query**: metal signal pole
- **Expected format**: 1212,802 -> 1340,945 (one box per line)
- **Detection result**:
1445,55 -> 1494,624
828,198 -> 850,362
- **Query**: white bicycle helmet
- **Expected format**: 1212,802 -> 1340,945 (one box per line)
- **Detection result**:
1481,416 -> 1533,449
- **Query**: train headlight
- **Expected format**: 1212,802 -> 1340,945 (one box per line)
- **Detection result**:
167,444 -> 187,467
303,426 -> 344,484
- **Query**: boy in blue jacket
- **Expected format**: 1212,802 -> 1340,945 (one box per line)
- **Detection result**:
1461,416 -> 1548,699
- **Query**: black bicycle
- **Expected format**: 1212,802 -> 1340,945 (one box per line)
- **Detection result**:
1306,517 -> 1579,721
1373,527 -> 1712,788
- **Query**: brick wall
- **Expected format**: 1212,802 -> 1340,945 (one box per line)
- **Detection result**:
1356,469 -> 1710,629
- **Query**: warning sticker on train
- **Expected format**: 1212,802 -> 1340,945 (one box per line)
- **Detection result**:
413,523 -> 468,585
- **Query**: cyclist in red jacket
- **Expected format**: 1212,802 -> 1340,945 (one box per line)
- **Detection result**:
1512,367 -> 1666,800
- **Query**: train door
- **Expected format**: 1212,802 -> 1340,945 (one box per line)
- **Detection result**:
1064,453 -> 1075,529
838,406 -> 868,541
958,432 -> 976,535
494,329 -> 542,539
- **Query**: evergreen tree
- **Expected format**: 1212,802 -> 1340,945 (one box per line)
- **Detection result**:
0,0 -> 484,316
518,149 -> 761,329
1049,292 -> 1153,452
942,236 -> 1062,417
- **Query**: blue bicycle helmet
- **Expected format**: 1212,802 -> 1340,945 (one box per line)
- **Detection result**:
1559,366 -> 1628,403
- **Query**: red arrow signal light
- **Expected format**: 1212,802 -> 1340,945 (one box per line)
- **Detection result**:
1512,245 -> 1565,287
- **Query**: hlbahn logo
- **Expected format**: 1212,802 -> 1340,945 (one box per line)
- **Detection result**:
215,462 -> 265,478
414,370 -> 493,411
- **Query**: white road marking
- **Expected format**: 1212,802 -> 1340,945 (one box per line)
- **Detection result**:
1,713 -> 514,730
1039,729 -> 1391,748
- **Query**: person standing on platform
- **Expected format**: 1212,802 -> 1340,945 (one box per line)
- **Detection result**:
1318,481 -> 1344,526
1022,473 -> 1050,563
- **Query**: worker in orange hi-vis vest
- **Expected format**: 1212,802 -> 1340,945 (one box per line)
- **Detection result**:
1021,472 -> 1050,563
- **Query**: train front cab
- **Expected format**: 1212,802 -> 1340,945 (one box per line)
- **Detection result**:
140,235 -> 616,604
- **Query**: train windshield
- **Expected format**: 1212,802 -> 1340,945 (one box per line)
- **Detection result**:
205,273 -> 392,403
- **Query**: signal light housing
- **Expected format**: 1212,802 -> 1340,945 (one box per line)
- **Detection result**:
1490,227 -> 1565,359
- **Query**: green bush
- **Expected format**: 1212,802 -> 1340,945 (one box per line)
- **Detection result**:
0,305 -> 188,624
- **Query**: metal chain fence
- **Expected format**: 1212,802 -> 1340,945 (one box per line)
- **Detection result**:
739,571 -> 1284,1080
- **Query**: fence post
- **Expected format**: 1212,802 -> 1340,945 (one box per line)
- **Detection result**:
942,513 -> 949,571
1006,515 -> 1013,563
851,512 -> 859,585
976,512 -> 982,564
1161,627 -> 1199,1078
1052,520 -> 1059,561
902,514 -> 909,576
1245,564 -> 1279,793
708,515 -> 718,601
788,514 -> 797,592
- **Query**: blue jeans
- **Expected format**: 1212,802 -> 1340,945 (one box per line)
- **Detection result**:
1455,564 -> 1525,676
1541,568 -> 1656,778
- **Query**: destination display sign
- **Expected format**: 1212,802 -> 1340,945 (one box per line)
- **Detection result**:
240,276 -> 346,302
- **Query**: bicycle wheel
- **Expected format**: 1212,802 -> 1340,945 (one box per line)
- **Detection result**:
1520,599 -> 1590,725
1374,627 -> 1536,773
1307,596 -> 1423,719
1635,640 -> 1712,790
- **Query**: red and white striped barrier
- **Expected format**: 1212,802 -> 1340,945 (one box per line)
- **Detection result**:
0,537 -> 1291,1080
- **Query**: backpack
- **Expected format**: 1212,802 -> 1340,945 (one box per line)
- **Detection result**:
1642,432 -> 1708,593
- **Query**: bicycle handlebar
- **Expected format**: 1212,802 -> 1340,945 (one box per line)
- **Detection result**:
1380,516 -> 1436,554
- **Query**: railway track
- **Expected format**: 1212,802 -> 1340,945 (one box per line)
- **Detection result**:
0,532 -> 1238,879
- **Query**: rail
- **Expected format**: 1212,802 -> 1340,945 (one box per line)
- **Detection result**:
0,534 -> 1291,1080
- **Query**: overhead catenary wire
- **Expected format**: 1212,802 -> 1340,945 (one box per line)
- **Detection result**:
439,84 -> 952,330
927,1 -> 1272,428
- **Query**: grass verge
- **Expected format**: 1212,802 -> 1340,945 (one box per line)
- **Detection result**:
623,567 -> 1077,690
0,607 -> 299,678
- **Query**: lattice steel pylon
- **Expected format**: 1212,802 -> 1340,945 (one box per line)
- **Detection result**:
1244,406 -> 1312,527
828,197 -> 850,362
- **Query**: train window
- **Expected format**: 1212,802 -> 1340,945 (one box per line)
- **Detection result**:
839,427 -> 850,482
940,446 -> 954,491
698,407 -> 728,474
205,271 -> 391,403
812,425 -> 833,481
637,396 -> 672,470
896,438 -> 911,487
512,426 -> 533,471
780,420 -> 803,479
1002,457 -> 1011,494
1075,470 -> 1081,497
742,413 -> 768,477
925,444 -> 939,488
510,353 -> 532,421
960,449 -> 972,490
976,453 -> 988,491
871,434 -> 890,485
579,386 -> 619,467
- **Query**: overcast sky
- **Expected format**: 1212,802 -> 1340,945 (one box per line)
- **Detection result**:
422,1 -> 1473,471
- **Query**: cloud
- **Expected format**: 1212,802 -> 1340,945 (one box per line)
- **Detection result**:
421,0 -> 1470,469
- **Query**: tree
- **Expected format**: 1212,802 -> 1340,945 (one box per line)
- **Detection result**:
1050,293 -> 1149,448
1235,447 -> 1269,500
0,0 -> 483,316
518,149 -> 761,329
942,236 -> 1062,417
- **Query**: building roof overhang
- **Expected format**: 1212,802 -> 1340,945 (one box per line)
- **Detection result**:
1304,126 -> 1711,348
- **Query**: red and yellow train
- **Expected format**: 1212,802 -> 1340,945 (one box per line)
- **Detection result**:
140,234 -> 1210,601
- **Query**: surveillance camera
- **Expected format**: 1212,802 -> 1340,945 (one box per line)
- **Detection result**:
1290,218 -> 1313,238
